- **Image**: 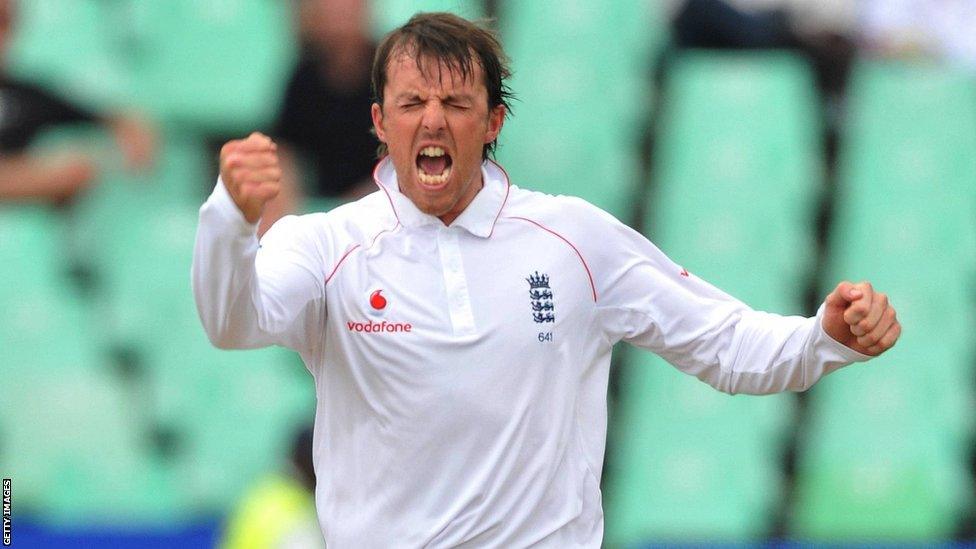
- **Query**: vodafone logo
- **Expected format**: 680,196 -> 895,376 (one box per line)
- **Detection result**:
369,290 -> 387,310
349,288 -> 412,333
346,320 -> 412,333
366,288 -> 388,318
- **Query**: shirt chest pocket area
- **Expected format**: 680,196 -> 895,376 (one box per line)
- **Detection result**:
466,256 -> 592,354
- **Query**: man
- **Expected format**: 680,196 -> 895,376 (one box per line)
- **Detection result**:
0,0 -> 156,202
193,12 -> 899,547
261,0 -> 377,236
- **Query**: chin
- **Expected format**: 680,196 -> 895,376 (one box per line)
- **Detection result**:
418,200 -> 449,217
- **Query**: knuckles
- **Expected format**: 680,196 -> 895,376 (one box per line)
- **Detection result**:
844,306 -> 867,325
888,324 -> 902,345
220,151 -> 280,189
857,333 -> 880,346
223,154 -> 240,171
866,322 -> 901,355
217,134 -> 279,217
219,141 -> 237,158
857,317 -> 873,331
836,281 -> 900,356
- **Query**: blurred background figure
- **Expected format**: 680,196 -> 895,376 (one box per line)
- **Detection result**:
220,426 -> 324,549
261,0 -> 377,235
669,0 -> 858,87
665,0 -> 858,181
859,0 -> 976,71
0,0 -> 156,203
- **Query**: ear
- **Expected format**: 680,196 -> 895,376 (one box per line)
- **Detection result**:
484,104 -> 506,144
371,103 -> 387,143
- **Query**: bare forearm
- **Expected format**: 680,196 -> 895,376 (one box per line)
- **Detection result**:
0,153 -> 96,202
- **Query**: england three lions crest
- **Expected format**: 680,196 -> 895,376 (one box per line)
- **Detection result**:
526,271 -> 555,323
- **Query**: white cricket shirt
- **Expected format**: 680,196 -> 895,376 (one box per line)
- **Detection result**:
192,158 -> 868,547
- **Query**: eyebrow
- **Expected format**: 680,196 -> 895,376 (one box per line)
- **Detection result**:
443,94 -> 475,103
393,91 -> 476,103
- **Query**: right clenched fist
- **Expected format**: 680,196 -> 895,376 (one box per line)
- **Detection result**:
220,132 -> 282,224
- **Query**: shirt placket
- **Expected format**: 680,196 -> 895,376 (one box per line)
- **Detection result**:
436,227 -> 477,336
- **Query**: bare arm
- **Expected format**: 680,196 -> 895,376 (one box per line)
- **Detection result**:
0,152 -> 96,202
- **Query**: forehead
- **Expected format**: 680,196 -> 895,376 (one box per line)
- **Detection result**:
384,51 -> 486,96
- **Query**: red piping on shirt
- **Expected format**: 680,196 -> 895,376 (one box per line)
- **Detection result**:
369,225 -> 398,248
505,216 -> 598,303
324,225 -> 399,286
371,157 -> 402,227
325,244 -> 361,285
487,159 -> 511,239
319,158 -> 403,286
372,156 -> 511,238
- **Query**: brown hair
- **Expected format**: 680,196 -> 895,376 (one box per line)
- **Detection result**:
371,12 -> 514,160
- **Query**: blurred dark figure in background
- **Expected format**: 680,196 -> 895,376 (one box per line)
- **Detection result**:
261,0 -> 377,235
668,0 -> 857,171
221,426 -> 324,549
0,0 -> 156,203
859,0 -> 976,72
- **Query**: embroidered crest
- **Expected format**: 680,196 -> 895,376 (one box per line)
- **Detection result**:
526,271 -> 555,323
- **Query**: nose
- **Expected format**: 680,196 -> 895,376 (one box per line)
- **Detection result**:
421,100 -> 447,132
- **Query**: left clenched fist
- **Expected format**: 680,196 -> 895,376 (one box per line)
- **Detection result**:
822,281 -> 901,356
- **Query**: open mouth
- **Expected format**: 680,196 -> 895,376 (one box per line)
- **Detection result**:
416,146 -> 453,186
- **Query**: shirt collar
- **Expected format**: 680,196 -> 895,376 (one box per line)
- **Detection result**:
371,156 -> 511,238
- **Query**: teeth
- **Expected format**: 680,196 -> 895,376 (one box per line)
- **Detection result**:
418,165 -> 452,185
419,146 -> 445,157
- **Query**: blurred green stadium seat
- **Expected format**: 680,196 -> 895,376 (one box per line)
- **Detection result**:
0,206 -> 99,373
495,0 -> 663,222
63,131 -> 211,298
5,0 -> 129,108
648,51 -> 823,312
0,205 -> 62,287
793,362 -> 971,540
164,352 -> 314,512
8,0 -> 295,131
605,346 -> 792,544
370,0 -> 485,37
827,61 -> 976,268
125,0 -> 295,132
0,205 -> 189,525
791,60 -> 976,541
0,356 -> 185,525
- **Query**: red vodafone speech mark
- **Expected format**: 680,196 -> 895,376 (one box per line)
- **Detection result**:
370,290 -> 387,310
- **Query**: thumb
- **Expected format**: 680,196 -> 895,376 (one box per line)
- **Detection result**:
825,281 -> 862,310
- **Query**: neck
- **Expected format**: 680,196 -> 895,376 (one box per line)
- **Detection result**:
438,169 -> 484,226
